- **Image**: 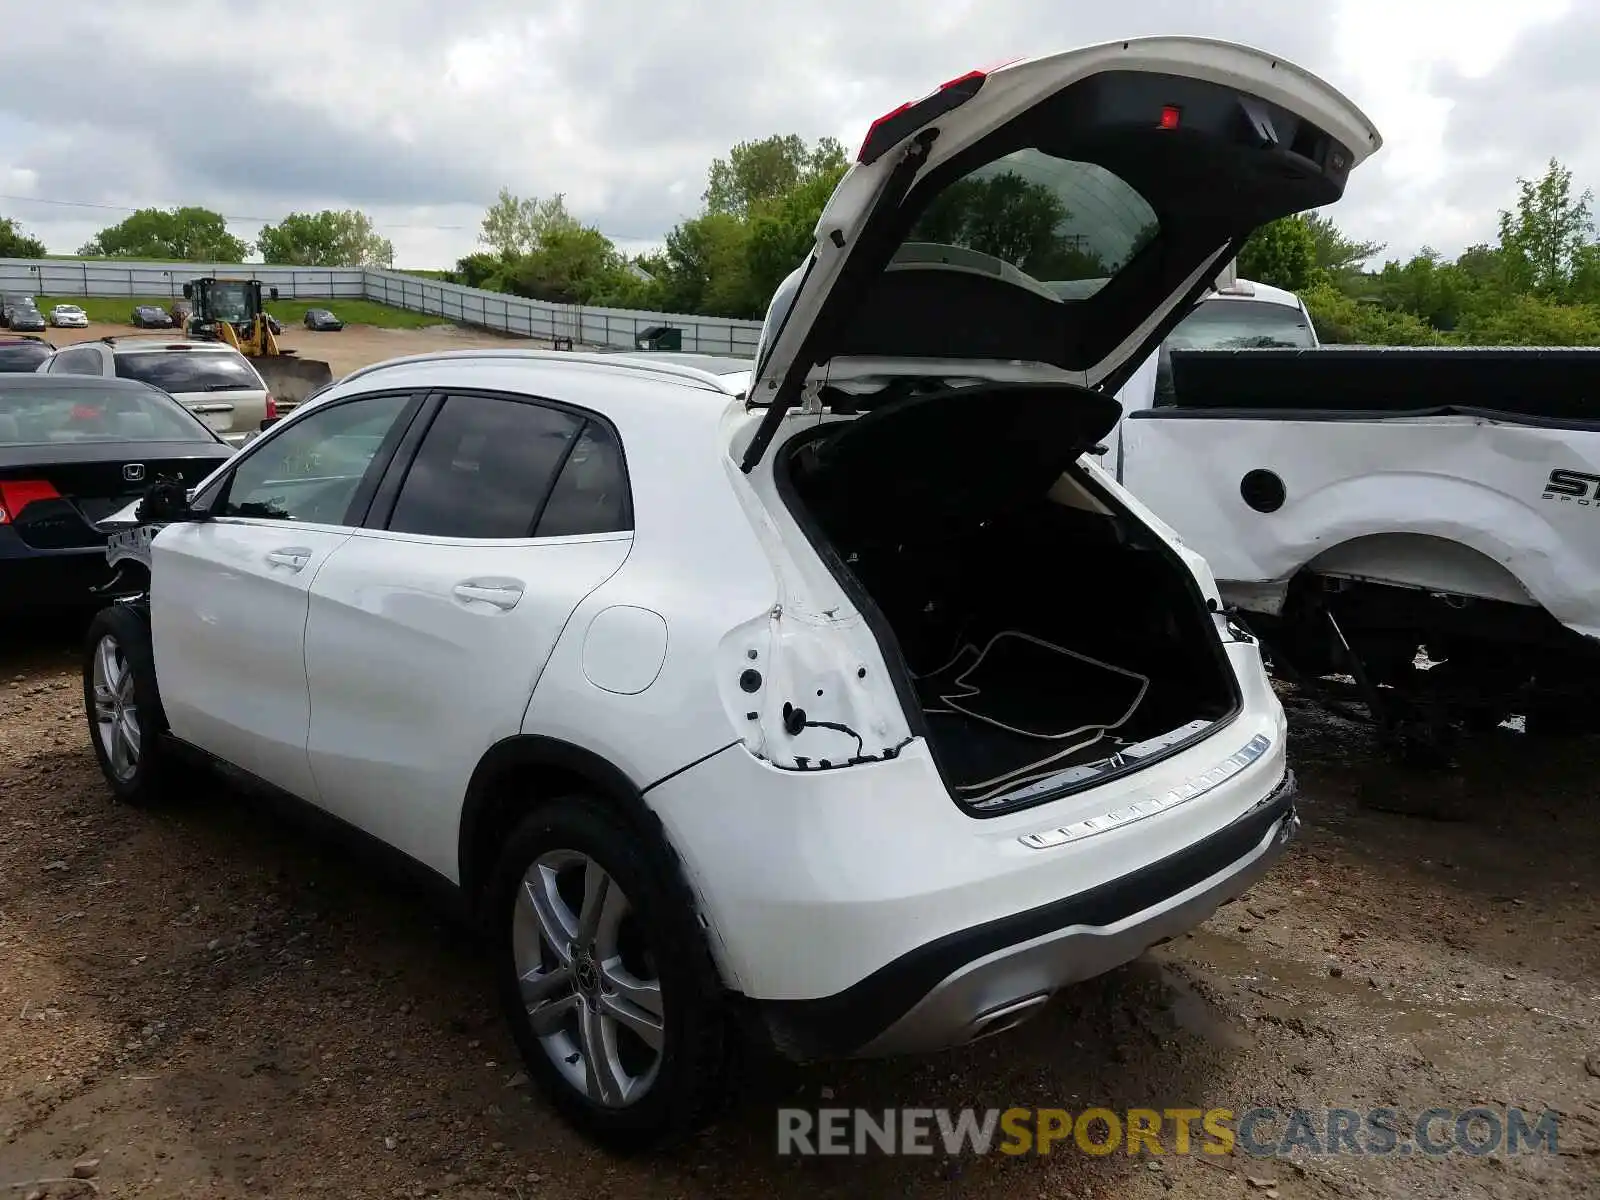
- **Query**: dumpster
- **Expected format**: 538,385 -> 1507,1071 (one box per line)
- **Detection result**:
636,325 -> 682,352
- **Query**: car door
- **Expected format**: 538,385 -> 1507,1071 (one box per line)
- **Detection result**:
152,390 -> 422,798
303,390 -> 634,878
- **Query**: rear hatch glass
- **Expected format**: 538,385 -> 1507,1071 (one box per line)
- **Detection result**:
114,351 -> 262,393
1166,298 -> 1316,350
0,381 -> 218,446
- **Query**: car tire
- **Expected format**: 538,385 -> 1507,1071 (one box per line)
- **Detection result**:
486,797 -> 734,1152
82,605 -> 184,806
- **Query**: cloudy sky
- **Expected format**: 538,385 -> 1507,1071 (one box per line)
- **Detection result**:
0,0 -> 1592,268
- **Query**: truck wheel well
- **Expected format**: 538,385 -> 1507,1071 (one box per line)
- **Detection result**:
457,737 -> 664,916
1301,532 -> 1533,608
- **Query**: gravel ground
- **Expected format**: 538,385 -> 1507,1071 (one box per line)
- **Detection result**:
2,620 -> 1596,1199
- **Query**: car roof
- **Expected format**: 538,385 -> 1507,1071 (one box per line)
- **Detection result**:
82,336 -> 244,354
338,349 -> 750,395
596,350 -> 753,377
1204,279 -> 1304,308
0,372 -> 167,396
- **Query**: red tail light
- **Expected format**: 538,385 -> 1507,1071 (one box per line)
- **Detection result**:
264,394 -> 278,420
856,61 -> 1006,164
1159,104 -> 1182,130
0,479 -> 61,524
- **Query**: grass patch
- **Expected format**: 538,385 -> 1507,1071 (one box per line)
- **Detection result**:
33,295 -> 448,330
265,298 -> 446,330
33,296 -> 171,324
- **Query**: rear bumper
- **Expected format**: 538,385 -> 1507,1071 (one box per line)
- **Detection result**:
757,772 -> 1296,1058
0,530 -> 119,609
646,642 -> 1294,1058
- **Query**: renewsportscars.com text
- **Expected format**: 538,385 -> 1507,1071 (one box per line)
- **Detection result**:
776,1106 -> 1561,1158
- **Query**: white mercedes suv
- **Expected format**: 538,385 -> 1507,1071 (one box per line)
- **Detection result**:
82,38 -> 1378,1150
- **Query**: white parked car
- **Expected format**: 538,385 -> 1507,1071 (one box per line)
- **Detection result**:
49,303 -> 90,329
40,336 -> 274,446
83,37 -> 1377,1150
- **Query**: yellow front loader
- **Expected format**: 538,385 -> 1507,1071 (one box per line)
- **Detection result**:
181,277 -> 334,406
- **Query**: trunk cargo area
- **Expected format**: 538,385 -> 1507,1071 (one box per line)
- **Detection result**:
779,382 -> 1240,808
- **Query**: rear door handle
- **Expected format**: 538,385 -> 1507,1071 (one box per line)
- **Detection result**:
265,547 -> 311,571
192,403 -> 236,414
452,579 -> 525,611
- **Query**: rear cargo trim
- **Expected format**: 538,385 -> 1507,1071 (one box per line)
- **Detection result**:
1015,732 -> 1271,846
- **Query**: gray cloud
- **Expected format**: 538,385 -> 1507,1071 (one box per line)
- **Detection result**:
0,0 -> 1523,267
1437,5 -> 1600,220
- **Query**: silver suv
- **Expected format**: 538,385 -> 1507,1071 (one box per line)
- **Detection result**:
40,336 -> 272,446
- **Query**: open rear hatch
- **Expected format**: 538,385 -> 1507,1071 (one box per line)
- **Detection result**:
742,37 -> 1380,811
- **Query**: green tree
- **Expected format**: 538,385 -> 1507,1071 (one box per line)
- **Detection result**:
0,216 -> 46,258
1238,216 -> 1321,292
504,224 -> 627,305
1497,158 -> 1594,297
1302,211 -> 1384,275
912,172 -> 1074,275
744,166 -> 849,311
1300,281 -> 1441,345
258,210 -> 394,267
652,212 -> 755,316
1370,249 -> 1478,331
80,207 -> 249,261
704,135 -> 847,218
1454,294 -> 1600,345
478,189 -> 581,259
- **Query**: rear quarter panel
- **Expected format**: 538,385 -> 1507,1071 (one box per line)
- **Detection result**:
1120,412 -> 1600,637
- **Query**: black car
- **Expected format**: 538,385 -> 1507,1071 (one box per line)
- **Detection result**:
2,298 -> 46,332
0,375 -> 234,610
131,304 -> 174,329
303,307 -> 344,331
0,335 -> 52,373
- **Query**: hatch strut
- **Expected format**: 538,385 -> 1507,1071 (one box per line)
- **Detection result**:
739,132 -> 939,473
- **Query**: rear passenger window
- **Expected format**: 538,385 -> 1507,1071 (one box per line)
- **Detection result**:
387,394 -> 583,539
536,421 -> 631,537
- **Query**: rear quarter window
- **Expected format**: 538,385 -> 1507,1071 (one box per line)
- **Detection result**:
115,351 -> 263,393
535,421 -> 632,537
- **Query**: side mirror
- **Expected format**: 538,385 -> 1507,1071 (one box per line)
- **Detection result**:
269,287 -> 279,301
135,478 -> 205,524
181,283 -> 193,299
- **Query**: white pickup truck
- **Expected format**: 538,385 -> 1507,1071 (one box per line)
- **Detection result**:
1111,283 -> 1600,753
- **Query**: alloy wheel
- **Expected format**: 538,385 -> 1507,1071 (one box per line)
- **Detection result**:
91,634 -> 140,782
513,849 -> 665,1107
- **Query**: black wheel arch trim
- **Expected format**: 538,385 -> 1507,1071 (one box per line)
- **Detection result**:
750,770 -> 1297,1060
457,734 -> 738,903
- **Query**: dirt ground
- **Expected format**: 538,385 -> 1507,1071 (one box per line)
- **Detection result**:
2,620 -> 1597,1200
43,321 -> 547,381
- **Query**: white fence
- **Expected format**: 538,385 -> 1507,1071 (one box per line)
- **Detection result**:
0,257 -> 762,356
0,258 -> 366,300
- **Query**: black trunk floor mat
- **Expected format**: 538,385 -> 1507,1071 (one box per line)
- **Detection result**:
913,631 -> 1150,797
